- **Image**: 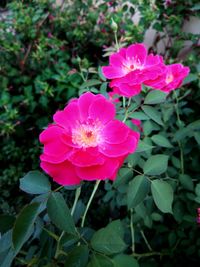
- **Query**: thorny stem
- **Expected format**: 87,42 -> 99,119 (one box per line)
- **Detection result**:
81,180 -> 101,227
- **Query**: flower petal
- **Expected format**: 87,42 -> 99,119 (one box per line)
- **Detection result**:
100,132 -> 140,157
53,101 -> 80,129
78,92 -> 96,121
41,160 -> 81,185
75,158 -> 119,180
68,147 -> 105,167
126,43 -> 147,65
102,66 -> 126,79
39,125 -> 71,163
89,97 -> 115,124
102,120 -> 129,144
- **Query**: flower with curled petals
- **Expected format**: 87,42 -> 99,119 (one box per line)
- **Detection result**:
39,92 -> 140,185
144,63 -> 190,93
102,43 -> 165,97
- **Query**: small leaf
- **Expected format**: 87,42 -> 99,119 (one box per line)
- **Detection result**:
113,254 -> 139,267
179,174 -> 194,191
47,192 -> 77,235
80,79 -> 101,89
144,90 -> 167,104
0,215 -> 15,234
64,245 -> 89,267
151,180 -> 173,213
143,155 -> 169,175
20,171 -> 51,194
142,105 -> 163,126
151,134 -> 173,148
127,175 -> 150,209
136,140 -> 154,152
12,202 -> 41,252
98,66 -> 106,81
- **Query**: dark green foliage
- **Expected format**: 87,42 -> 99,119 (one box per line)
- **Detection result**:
0,0 -> 200,267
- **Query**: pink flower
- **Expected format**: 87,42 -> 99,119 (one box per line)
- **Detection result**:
102,43 -> 165,97
144,64 -> 190,93
39,92 -> 139,185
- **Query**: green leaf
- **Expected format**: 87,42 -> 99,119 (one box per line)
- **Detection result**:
80,79 -> 101,89
136,140 -> 154,152
151,180 -> 173,213
20,171 -> 51,195
12,202 -> 41,252
98,66 -> 106,81
0,230 -> 12,254
113,254 -> 139,267
91,221 -> 126,255
143,155 -> 169,175
127,175 -> 150,209
47,192 -> 76,235
87,254 -> 114,267
151,134 -> 173,148
142,105 -> 163,126
129,111 -> 149,120
179,174 -> 194,191
144,90 -> 167,104
64,245 -> 89,267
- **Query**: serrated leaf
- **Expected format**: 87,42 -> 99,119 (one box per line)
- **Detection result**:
151,180 -> 173,213
143,155 -> 169,175
47,192 -> 76,235
144,90 -> 167,104
127,175 -> 150,209
151,134 -> 173,148
12,202 -> 41,252
20,171 -> 51,195
91,221 -> 126,255
142,105 -> 163,126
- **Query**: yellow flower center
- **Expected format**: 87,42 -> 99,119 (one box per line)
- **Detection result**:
166,73 -> 174,84
72,120 -> 102,148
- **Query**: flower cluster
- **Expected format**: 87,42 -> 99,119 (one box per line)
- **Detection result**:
40,92 -> 139,185
102,43 -> 189,97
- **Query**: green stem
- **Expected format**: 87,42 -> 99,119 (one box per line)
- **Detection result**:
132,251 -> 170,258
178,141 -> 184,174
81,180 -> 101,227
130,209 -> 135,252
71,186 -> 81,216
140,229 -> 153,252
114,31 -> 119,51
54,185 -> 63,192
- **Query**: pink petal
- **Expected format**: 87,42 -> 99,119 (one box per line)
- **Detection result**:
68,148 -> 105,167
89,97 -> 115,124
102,66 -> 126,79
117,83 -> 141,97
126,43 -> 147,65
100,132 -> 140,157
39,125 -> 71,163
53,102 -> 80,129
102,120 -> 129,144
109,52 -> 125,68
41,160 -> 81,185
75,158 -> 119,180
78,92 -> 96,121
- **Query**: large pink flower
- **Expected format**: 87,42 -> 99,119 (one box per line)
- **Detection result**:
144,63 -> 190,93
102,43 -> 165,97
39,92 -> 139,185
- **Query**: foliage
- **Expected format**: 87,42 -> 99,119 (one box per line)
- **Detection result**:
0,0 -> 200,266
